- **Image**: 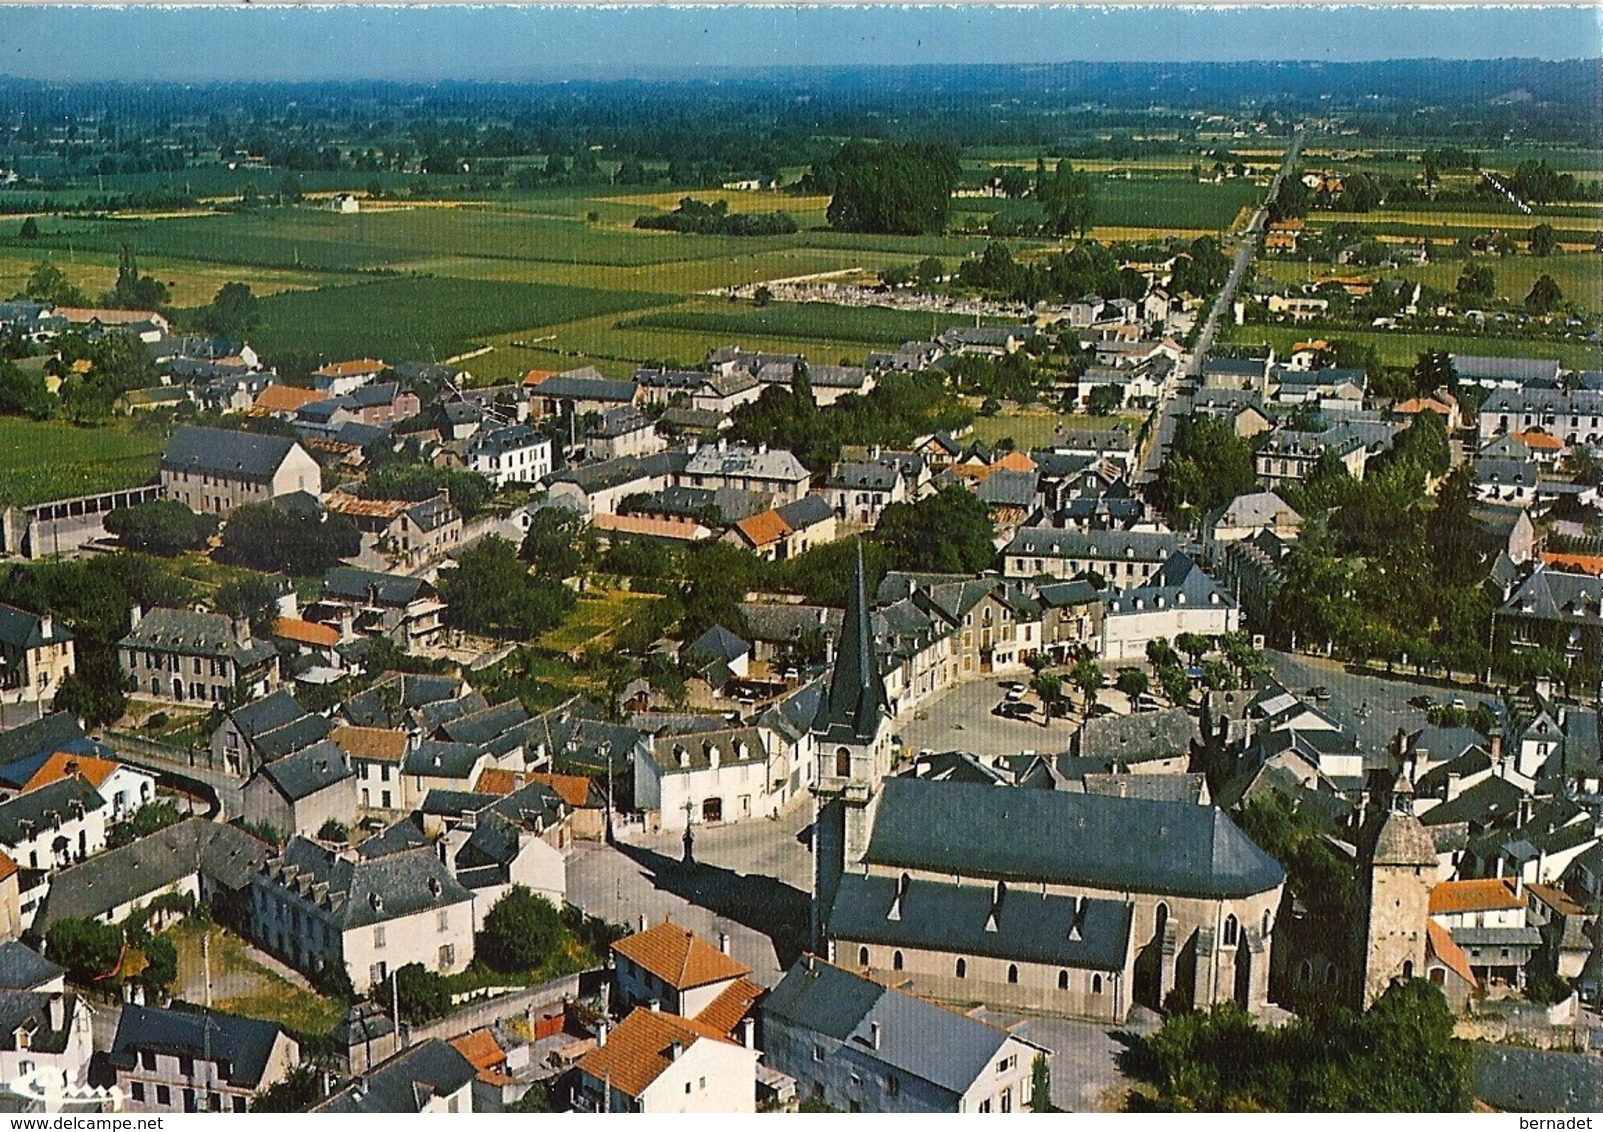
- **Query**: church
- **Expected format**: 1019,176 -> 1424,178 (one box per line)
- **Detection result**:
809,543 -> 1287,1021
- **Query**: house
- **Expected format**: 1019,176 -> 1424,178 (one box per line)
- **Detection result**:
589,409 -> 666,461
208,690 -> 331,778
30,819 -> 271,937
724,495 -> 837,561
679,442 -> 810,506
1271,367 -> 1367,410
1494,568 -> 1603,683
0,943 -> 64,993
0,989 -> 95,1092
573,1006 -> 758,1113
820,461 -> 907,528
380,494 -> 462,568
330,726 -> 409,812
1428,877 -> 1543,990
250,837 -> 476,993
1100,553 -> 1238,662
160,426 -> 322,516
0,605 -> 73,706
817,777 -> 1285,1021
1478,388 -> 1603,451
1451,355 -> 1563,391
1255,419 -> 1401,485
938,325 -> 1033,357
1002,528 -> 1180,586
635,725 -> 807,832
308,568 -> 447,650
106,1005 -> 299,1114
448,1028 -> 519,1112
0,777 -> 107,876
611,921 -> 759,1026
1202,491 -> 1301,567
431,780 -> 571,922
466,424 -> 552,488
313,1038 -> 476,1113
1072,707 -> 1200,773
312,359 -> 386,396
6,753 -> 152,825
57,307 -> 170,341
547,451 -> 688,519
242,740 -> 359,839
330,193 -> 360,214
527,370 -> 641,419
763,956 -> 1048,1113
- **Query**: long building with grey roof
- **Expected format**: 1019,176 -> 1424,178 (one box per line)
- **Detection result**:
160,425 -> 321,516
818,776 -> 1284,1021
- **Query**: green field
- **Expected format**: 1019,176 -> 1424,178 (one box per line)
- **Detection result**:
536,588 -> 660,656
620,299 -> 987,350
1222,321 -> 1602,371
971,411 -> 1143,449
248,276 -> 675,359
1254,254 -> 1603,317
0,418 -> 163,506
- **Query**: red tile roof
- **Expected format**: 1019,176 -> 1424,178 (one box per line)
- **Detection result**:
576,1008 -> 739,1099
21,752 -> 121,794
612,923 -> 750,991
1426,920 -> 1477,988
694,976 -> 762,1037
274,618 -> 341,648
1429,877 -> 1522,915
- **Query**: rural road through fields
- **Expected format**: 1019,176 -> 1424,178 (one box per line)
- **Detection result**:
1139,128 -> 1304,482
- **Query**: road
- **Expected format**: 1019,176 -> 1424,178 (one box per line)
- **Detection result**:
1138,127 -> 1304,483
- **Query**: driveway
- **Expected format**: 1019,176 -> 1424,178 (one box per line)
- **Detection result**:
976,1008 -> 1160,1112
897,677 -> 1080,758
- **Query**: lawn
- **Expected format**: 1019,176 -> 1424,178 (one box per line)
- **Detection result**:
247,276 -> 676,360
1253,254 -> 1603,316
0,418 -> 164,507
971,411 -> 1143,450
1222,321 -> 1603,371
620,299 -> 991,350
166,921 -> 342,1036
536,588 -> 661,657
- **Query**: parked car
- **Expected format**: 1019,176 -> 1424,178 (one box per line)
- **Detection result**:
1307,685 -> 1331,701
1408,695 -> 1433,709
1005,683 -> 1027,702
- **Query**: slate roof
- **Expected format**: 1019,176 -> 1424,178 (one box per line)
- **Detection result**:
110,1005 -> 287,1090
255,740 -> 354,802
687,625 -> 750,665
0,777 -> 105,846
813,543 -> 890,745
829,872 -> 1132,970
32,819 -> 271,932
0,991 -> 78,1055
0,714 -> 90,768
647,727 -> 767,775
764,958 -> 1043,1099
314,1038 -> 476,1112
161,426 -> 301,482
120,608 -> 275,668
1417,774 -> 1526,829
0,943 -> 62,991
403,741 -> 485,781
1474,1045 -> 1603,1113
1074,707 -> 1199,762
825,462 -> 901,492
322,567 -> 431,607
340,673 -> 461,727
863,778 -> 1285,899
0,604 -> 72,652
684,443 -> 808,484
1451,355 -> 1564,385
260,838 -> 472,930
532,374 -> 638,403
1004,527 -> 1179,562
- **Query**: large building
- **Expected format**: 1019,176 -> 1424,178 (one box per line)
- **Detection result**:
119,607 -> 280,707
160,426 -> 321,516
0,605 -> 74,705
107,1005 -> 299,1114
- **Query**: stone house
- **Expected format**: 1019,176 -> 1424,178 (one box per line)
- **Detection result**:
107,1005 -> 298,1113
241,740 -> 359,840
120,607 -> 280,708
160,426 -> 321,516
0,605 -> 74,705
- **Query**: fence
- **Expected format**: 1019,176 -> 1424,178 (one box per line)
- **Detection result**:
403,969 -> 599,1045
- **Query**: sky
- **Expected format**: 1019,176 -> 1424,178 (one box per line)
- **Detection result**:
0,5 -> 1597,83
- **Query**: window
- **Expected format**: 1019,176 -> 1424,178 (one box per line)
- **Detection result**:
233,1098 -> 246,1113
1001,1087 -> 1013,1113
1007,964 -> 1019,984
1299,960 -> 1312,983
130,1083 -> 145,1103
955,957 -> 967,979
440,944 -> 455,967
892,950 -> 904,971
1325,964 -> 1338,986
887,1075 -> 900,1098
178,1055 -> 194,1078
1154,902 -> 1169,936
140,1051 -> 156,1071
997,1056 -> 1016,1074
979,1100 -> 992,1113
1402,961 -> 1414,978
858,946 -> 869,967
374,926 -> 386,949
156,1086 -> 170,1107
1223,914 -> 1239,947
437,909 -> 450,932
699,1078 -> 706,1090
685,1083 -> 692,1095
1058,970 -> 1069,990
1092,974 -> 1103,994
835,748 -> 852,777
812,1045 -> 824,1063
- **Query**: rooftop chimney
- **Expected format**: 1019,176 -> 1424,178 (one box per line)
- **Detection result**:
869,1021 -> 881,1050
717,932 -> 730,955
596,1020 -> 608,1048
741,1018 -> 755,1050
668,1040 -> 683,1062
639,914 -> 649,933
47,994 -> 64,1033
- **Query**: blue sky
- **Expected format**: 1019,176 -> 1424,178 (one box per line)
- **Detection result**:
0,6 -> 1597,83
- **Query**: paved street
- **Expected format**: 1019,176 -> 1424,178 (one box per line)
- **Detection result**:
980,1009 -> 1159,1112
568,802 -> 814,989
897,676 -> 1078,757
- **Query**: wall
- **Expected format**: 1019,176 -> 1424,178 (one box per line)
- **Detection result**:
635,1035 -> 757,1114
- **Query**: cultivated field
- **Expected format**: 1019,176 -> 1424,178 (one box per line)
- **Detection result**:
0,418 -> 164,506
1221,321 -> 1602,371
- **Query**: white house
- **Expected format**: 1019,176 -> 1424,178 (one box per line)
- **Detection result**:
633,725 -> 809,832
1099,553 -> 1239,662
466,424 -> 552,488
574,1006 -> 758,1113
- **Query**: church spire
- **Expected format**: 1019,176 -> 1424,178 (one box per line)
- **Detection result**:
814,539 -> 888,743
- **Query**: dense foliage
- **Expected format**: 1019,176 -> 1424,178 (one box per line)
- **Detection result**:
104,501 -> 217,557
437,535 -> 576,639
479,886 -> 567,973
635,197 -> 797,236
812,140 -> 962,236
876,486 -> 997,576
1151,415 -> 1258,529
217,502 -> 362,576
44,916 -> 124,983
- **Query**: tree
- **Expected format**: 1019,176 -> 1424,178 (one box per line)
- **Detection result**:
1525,273 -> 1563,315
479,885 -> 566,973
53,649 -> 128,728
520,507 -> 593,581
437,535 -> 575,640
103,501 -> 216,557
105,243 -> 169,311
1158,663 -> 1191,708
253,1064 -> 322,1113
25,261 -> 86,307
1070,655 -> 1104,712
875,487 -> 995,576
217,503 -> 360,575
1455,263 -> 1494,302
0,358 -> 54,420
1115,667 -> 1149,709
215,575 -> 279,639
1029,1052 -> 1060,1112
1528,223 -> 1558,257
18,217 -> 38,240
1410,350 -> 1456,395
1152,415 -> 1257,529
1146,637 -> 1179,670
1030,670 -> 1063,719
1175,632 -> 1211,665
278,172 -> 303,205
819,140 -> 961,236
199,282 -> 260,338
140,935 -> 178,996
45,917 -> 123,983
393,963 -> 449,1023
1036,160 -> 1096,239
107,799 -> 181,849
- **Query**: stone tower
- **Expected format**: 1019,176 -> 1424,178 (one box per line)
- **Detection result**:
1358,791 -> 1435,1008
810,540 -> 894,949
